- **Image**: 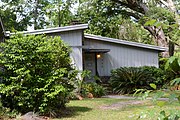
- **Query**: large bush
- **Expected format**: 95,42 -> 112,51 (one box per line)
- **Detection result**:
0,35 -> 76,116
141,66 -> 171,87
110,66 -> 168,94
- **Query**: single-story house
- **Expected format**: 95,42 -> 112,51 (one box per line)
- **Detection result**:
0,23 -> 167,82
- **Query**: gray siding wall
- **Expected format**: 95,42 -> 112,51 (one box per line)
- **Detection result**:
48,30 -> 83,71
84,38 -> 159,76
48,30 -> 83,46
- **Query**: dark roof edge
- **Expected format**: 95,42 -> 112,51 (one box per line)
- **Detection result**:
10,24 -> 88,35
84,34 -> 167,52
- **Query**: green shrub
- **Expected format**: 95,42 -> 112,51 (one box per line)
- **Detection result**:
0,102 -> 18,119
159,58 -> 168,69
140,66 -> 170,88
0,35 -> 77,116
82,83 -> 106,97
110,67 -> 163,94
165,56 -> 180,78
165,56 -> 180,86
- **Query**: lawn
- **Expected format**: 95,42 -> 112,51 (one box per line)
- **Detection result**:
54,98 -> 180,120
1,96 -> 180,120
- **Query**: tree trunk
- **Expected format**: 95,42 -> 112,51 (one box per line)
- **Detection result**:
169,41 -> 174,56
144,26 -> 169,57
34,0 -> 39,30
160,0 -> 180,56
58,0 -> 61,27
155,28 -> 169,57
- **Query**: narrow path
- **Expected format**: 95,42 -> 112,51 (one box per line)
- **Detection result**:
102,95 -> 173,101
100,95 -> 175,110
102,95 -> 136,99
100,100 -> 147,110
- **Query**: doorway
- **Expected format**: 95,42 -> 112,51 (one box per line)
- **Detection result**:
83,53 -> 97,82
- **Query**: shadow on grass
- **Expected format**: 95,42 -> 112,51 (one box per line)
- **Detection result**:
56,106 -> 92,118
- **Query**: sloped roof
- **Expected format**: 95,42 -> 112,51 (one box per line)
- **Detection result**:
10,24 -> 88,35
8,23 -> 167,52
84,34 -> 167,52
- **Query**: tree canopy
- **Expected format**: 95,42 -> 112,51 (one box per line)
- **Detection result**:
0,0 -> 179,56
0,0 -> 77,31
76,0 -> 180,57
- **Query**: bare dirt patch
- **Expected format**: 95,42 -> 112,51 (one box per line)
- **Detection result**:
100,100 -> 147,110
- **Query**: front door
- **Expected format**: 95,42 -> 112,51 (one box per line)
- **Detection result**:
83,53 -> 96,82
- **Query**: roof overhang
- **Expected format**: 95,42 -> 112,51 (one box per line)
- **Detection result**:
10,24 -> 88,35
83,48 -> 110,53
84,34 -> 167,52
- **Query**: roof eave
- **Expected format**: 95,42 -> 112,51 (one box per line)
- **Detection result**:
84,34 -> 167,52
10,24 -> 89,35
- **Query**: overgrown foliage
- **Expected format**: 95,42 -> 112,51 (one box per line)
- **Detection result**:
0,101 -> 18,119
0,35 -> 77,116
72,70 -> 106,98
77,0 -> 180,57
77,0 -> 152,43
141,66 -> 174,88
74,70 -> 91,95
110,66 -> 171,94
165,56 -> 180,77
81,82 -> 106,98
165,56 -> 180,86
134,85 -> 180,119
133,56 -> 180,119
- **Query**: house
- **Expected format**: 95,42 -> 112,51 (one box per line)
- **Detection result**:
1,23 -> 167,82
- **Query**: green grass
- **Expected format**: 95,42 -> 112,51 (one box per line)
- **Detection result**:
1,96 -> 180,120
53,98 -> 180,120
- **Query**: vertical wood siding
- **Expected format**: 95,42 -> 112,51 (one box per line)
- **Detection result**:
48,30 -> 83,71
70,47 -> 83,71
85,38 -> 159,76
48,30 -> 83,46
